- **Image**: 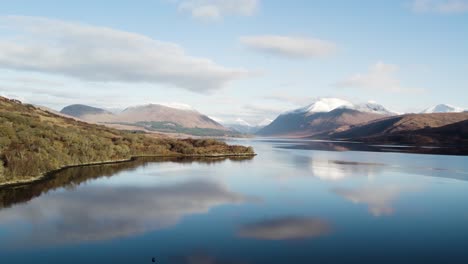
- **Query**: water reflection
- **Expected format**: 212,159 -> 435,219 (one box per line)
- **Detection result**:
0,179 -> 251,246
238,216 -> 332,240
270,139 -> 468,155
288,152 -> 468,182
0,139 -> 467,263
0,156 -> 253,210
309,160 -> 385,181
332,186 -> 404,217
170,253 -> 247,264
287,154 -> 387,181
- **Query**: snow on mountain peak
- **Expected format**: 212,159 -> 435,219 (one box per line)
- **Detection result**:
258,118 -> 273,127
355,101 -> 396,115
235,118 -> 252,127
304,98 -> 354,113
422,104 -> 464,113
124,102 -> 196,112
282,98 -> 396,116
285,98 -> 353,115
158,102 -> 196,111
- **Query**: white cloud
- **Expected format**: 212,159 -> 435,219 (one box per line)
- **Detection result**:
177,0 -> 259,20
240,35 -> 337,58
411,0 -> 468,14
335,62 -> 425,93
0,16 -> 251,93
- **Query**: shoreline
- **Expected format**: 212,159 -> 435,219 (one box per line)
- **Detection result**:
0,153 -> 256,189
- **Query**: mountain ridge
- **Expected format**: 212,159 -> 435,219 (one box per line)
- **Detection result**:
328,112 -> 468,145
258,98 -> 394,137
60,103 -> 234,136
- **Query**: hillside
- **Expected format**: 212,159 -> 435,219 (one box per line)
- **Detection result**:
61,104 -> 113,118
329,113 -> 468,146
257,108 -> 385,137
0,97 -> 254,186
60,103 -> 236,136
257,98 -> 394,137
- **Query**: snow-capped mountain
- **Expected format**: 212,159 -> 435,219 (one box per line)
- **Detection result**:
258,118 -> 273,127
283,98 -> 396,116
422,104 -> 465,114
226,118 -> 273,134
258,98 -> 395,137
287,98 -> 354,115
235,118 -> 252,127
60,103 -> 229,134
355,101 -> 398,115
123,103 -> 196,112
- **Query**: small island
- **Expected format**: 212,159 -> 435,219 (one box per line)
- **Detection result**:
0,97 -> 255,187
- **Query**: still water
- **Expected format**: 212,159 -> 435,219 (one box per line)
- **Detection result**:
1,139 -> 468,264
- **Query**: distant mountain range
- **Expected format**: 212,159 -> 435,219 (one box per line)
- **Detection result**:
58,98 -> 468,146
421,104 -> 465,114
257,98 -> 396,137
60,104 -> 236,137
257,98 -> 468,147
226,118 -> 273,134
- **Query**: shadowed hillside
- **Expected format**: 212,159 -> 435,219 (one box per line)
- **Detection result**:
329,113 -> 468,146
257,108 -> 384,137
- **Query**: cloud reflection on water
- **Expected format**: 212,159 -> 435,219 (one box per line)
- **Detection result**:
332,186 -> 403,216
0,179 -> 252,246
238,216 -> 332,240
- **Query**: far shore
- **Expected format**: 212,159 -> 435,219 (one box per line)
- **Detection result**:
0,153 -> 256,189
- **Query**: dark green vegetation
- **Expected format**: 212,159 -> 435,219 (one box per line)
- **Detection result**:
119,121 -> 240,137
0,97 -> 254,185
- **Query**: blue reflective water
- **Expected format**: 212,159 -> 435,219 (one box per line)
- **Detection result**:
1,139 -> 468,264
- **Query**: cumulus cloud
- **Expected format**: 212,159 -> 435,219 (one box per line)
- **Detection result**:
238,216 -> 332,240
240,35 -> 337,58
177,0 -> 259,20
335,61 -> 425,93
0,16 -> 251,93
411,0 -> 468,14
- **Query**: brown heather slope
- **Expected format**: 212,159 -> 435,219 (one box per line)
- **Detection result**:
0,97 -> 254,186
62,103 -> 227,130
329,113 -> 468,146
257,108 -> 384,137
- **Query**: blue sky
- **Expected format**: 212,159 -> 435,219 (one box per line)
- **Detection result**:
0,0 -> 467,124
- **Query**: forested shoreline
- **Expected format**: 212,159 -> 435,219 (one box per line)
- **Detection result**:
0,97 -> 255,186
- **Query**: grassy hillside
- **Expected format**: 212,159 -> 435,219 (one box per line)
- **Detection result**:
329,113 -> 468,146
114,121 -> 240,137
0,97 -> 254,185
257,108 -> 383,137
